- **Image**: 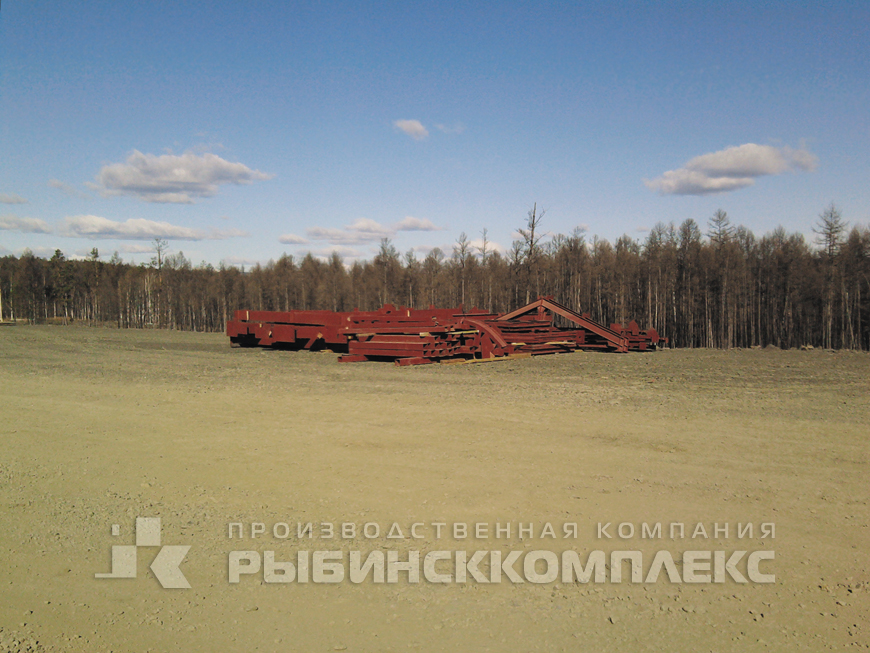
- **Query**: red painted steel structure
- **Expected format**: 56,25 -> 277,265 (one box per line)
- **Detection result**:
226,297 -> 663,365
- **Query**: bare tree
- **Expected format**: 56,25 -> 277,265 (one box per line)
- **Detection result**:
518,203 -> 545,262
517,203 -> 546,302
477,228 -> 489,263
151,238 -> 169,271
707,209 -> 734,246
706,210 -> 736,347
147,239 -> 170,326
2,207 -> 868,350
403,249 -> 419,307
815,203 -> 846,348
814,202 -> 846,259
477,228 -> 493,312
453,232 -> 470,306
374,238 -> 400,306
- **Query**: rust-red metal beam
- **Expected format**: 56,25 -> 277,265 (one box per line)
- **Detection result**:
497,297 -> 629,352
227,298 -> 662,362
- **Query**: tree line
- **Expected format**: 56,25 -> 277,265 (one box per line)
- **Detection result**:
1,204 -> 868,350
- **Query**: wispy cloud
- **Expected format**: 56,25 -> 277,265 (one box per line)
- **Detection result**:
89,150 -> 274,203
468,237 -> 505,255
645,144 -> 818,196
220,256 -> 266,268
210,228 -> 249,238
13,245 -> 58,259
117,243 -> 159,254
48,179 -> 90,199
0,215 -> 52,233
278,233 -> 309,245
435,123 -> 465,135
393,119 -> 429,141
60,215 -> 249,240
394,216 -> 441,232
303,216 -> 443,246
408,244 -> 437,256
0,193 -> 27,205
345,218 -> 393,238
308,245 -> 364,259
307,218 -> 393,244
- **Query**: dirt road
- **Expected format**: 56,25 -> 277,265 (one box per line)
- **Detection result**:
1,326 -> 867,651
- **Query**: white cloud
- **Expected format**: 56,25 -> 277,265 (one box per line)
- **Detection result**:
307,218 -> 392,244
0,215 -> 52,233
305,216 -> 445,246
278,233 -> 309,245
0,193 -> 27,205
686,144 -> 815,176
305,226 -> 362,244
635,226 -> 650,233
394,216 -> 441,231
645,144 -> 818,196
647,169 -> 754,194
60,215 -> 249,240
90,150 -> 274,203
393,119 -> 429,141
348,218 -> 393,237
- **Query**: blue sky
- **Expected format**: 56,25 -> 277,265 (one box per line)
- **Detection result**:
2,1 -> 868,266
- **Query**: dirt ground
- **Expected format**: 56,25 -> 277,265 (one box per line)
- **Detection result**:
0,325 -> 868,652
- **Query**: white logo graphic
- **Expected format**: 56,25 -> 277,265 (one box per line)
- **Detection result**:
95,517 -> 191,589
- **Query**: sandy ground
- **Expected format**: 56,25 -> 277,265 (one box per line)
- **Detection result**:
0,325 -> 868,652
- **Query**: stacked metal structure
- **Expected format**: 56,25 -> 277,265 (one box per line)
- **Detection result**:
226,297 -> 663,365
